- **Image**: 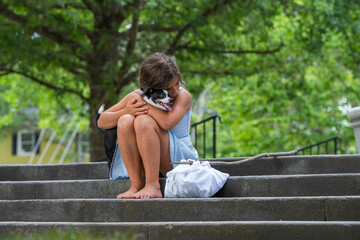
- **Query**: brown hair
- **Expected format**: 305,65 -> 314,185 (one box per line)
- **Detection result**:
139,52 -> 183,91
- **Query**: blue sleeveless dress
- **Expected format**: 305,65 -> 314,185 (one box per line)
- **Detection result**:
110,109 -> 199,179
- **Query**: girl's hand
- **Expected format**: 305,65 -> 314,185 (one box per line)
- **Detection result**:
124,98 -> 148,116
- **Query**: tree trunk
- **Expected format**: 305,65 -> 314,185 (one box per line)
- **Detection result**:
86,8 -> 125,162
89,100 -> 106,162
87,57 -> 121,162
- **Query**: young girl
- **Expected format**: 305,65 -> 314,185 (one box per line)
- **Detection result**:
97,53 -> 199,199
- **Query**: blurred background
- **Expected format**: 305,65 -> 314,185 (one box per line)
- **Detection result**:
0,0 -> 359,164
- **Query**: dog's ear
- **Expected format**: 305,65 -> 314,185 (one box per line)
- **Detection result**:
143,88 -> 153,97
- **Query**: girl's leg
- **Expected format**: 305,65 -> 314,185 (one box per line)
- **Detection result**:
131,115 -> 172,199
116,114 -> 144,199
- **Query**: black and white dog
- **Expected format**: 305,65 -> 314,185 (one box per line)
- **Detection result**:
96,89 -> 173,168
141,88 -> 174,112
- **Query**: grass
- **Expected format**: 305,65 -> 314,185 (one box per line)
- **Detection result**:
3,229 -> 137,240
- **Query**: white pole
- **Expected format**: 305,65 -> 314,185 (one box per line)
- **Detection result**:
48,117 -> 75,164
58,122 -> 80,164
28,129 -> 46,164
48,105 -> 88,164
36,130 -> 57,164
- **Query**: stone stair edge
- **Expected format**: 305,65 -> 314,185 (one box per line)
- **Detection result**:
2,221 -> 360,240
0,162 -> 106,167
2,173 -> 360,184
1,195 -> 359,204
0,194 -> 353,199
230,172 -> 360,179
0,154 -> 359,167
2,154 -> 359,239
2,220 -> 360,225
2,173 -> 360,199
2,195 -> 360,223
205,154 -> 360,161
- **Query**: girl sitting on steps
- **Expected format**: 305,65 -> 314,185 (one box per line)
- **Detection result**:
97,52 -> 199,199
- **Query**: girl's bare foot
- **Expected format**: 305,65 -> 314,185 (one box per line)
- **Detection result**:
117,185 -> 143,199
131,184 -> 162,199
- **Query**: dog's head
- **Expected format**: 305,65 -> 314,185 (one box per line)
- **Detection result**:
142,88 -> 174,112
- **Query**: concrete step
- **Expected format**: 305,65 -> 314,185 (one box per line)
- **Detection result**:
1,155 -> 360,181
0,179 -> 130,200
215,173 -> 360,197
1,173 -> 360,200
212,154 -> 360,176
1,196 -> 360,222
0,162 -> 108,181
1,221 -> 360,240
1,156 -> 360,239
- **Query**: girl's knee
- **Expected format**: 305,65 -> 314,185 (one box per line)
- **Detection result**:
134,115 -> 157,133
117,114 -> 135,134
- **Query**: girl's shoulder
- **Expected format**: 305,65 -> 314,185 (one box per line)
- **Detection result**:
122,89 -> 142,101
127,89 -> 142,98
177,88 -> 192,111
133,89 -> 141,94
178,87 -> 189,94
178,87 -> 191,99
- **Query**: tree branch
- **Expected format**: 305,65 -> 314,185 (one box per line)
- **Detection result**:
0,71 -> 11,78
117,24 -> 179,41
116,0 -> 141,92
188,70 -> 234,76
188,67 -> 268,77
166,0 -> 233,55
81,0 -> 97,17
0,68 -> 88,102
178,42 -> 285,55
0,1 -> 85,60
115,70 -> 138,96
138,25 -> 180,32
125,0 -> 141,57
85,0 -> 130,30
51,3 -> 87,10
33,50 -> 88,77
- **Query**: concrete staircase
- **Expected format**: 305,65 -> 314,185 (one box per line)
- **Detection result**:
1,154 -> 360,239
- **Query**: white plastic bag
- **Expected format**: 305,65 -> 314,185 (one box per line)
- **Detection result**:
164,160 -> 229,198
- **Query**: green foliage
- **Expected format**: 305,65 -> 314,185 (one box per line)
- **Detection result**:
187,0 -> 360,157
197,0 -> 359,156
0,0 -> 359,158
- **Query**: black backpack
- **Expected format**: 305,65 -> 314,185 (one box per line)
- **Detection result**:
95,105 -> 117,169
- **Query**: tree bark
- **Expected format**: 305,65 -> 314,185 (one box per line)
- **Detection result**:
89,103 -> 106,162
88,69 -> 118,162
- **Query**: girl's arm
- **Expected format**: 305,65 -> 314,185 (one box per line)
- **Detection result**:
97,90 -> 148,129
146,89 -> 191,131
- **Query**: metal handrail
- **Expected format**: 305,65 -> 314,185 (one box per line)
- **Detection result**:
191,115 -> 222,158
296,136 -> 342,155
